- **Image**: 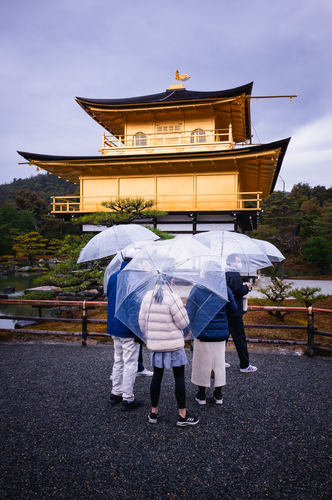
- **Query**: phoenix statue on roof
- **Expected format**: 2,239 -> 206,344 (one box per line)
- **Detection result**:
175,70 -> 191,83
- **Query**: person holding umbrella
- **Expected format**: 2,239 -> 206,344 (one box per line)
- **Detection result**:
106,246 -> 153,380
107,248 -> 144,411
139,275 -> 199,427
226,253 -> 257,372
186,261 -> 237,404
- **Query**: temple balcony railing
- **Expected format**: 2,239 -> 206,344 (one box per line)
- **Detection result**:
51,192 -> 262,214
99,126 -> 235,156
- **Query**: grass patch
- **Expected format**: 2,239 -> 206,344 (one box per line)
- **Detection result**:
246,297 -> 332,349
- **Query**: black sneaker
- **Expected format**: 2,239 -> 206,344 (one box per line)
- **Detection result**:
195,391 -> 206,405
110,394 -> 123,405
176,413 -> 199,427
213,391 -> 223,405
121,399 -> 143,411
148,412 -> 159,424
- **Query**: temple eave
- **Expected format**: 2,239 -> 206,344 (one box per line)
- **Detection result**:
17,138 -> 289,197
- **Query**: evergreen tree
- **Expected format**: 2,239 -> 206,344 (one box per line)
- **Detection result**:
0,203 -> 37,254
253,191 -> 302,258
75,197 -> 167,227
12,232 -> 48,265
15,189 -> 50,216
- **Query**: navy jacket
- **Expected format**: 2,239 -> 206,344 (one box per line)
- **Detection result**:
226,271 -> 250,317
186,286 -> 237,342
107,261 -> 134,338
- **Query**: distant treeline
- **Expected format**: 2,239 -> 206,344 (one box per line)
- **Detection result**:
251,182 -> 332,273
0,173 -> 77,207
0,173 -> 80,255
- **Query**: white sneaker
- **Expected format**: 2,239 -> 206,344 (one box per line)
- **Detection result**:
136,368 -> 153,377
225,363 -> 231,368
110,374 -> 113,380
240,365 -> 257,373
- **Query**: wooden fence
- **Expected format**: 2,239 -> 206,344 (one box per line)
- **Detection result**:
0,299 -> 331,356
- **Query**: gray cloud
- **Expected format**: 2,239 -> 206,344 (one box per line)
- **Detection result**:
1,0 -> 331,189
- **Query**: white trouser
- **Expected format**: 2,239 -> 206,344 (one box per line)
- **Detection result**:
191,339 -> 226,387
111,336 -> 140,402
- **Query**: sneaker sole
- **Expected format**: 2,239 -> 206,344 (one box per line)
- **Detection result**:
195,397 -> 206,405
240,368 -> 257,373
214,398 -> 223,405
176,420 -> 199,427
148,416 -> 159,424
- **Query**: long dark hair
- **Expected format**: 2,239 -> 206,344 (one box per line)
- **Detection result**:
153,275 -> 169,304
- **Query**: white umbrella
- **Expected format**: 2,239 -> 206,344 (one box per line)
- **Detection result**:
251,238 -> 285,262
193,231 -> 272,274
115,236 -> 228,342
77,224 -> 159,263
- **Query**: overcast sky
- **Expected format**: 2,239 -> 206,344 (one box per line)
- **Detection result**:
1,0 -> 331,192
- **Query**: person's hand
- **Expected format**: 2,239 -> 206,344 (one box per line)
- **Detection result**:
244,282 -> 251,291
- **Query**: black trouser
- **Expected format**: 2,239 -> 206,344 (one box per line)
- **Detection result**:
150,365 -> 186,409
197,386 -> 222,396
228,315 -> 250,369
137,344 -> 144,372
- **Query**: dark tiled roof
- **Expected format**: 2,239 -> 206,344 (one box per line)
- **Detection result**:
17,138 -> 289,165
76,83 -> 253,109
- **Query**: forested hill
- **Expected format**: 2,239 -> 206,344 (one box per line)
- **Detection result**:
0,173 -> 77,206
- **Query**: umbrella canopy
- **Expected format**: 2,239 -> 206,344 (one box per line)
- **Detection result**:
251,238 -> 285,262
193,231 -> 272,274
77,224 -> 159,263
115,236 -> 228,343
103,240 -> 153,292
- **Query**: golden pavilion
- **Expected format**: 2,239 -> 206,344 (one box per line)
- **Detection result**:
18,76 -> 291,234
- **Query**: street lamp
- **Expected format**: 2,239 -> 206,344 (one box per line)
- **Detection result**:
279,176 -> 285,279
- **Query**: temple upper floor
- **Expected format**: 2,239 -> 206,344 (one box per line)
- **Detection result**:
99,122 -> 235,156
76,83 -> 253,156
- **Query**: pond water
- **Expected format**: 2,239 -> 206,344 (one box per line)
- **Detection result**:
0,271 -> 43,328
262,265 -> 320,278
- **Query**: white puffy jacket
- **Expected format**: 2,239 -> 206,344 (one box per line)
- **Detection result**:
139,286 -> 189,352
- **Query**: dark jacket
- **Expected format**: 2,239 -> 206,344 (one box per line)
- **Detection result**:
226,270 -> 250,317
186,286 -> 237,342
107,261 -> 134,338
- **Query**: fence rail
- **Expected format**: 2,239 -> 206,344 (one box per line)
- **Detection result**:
51,192 -> 262,213
0,300 -> 331,355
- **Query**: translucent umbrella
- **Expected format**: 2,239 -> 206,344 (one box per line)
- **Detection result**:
103,240 -> 154,292
115,236 -> 228,343
77,224 -> 159,263
193,231 -> 272,274
251,238 -> 285,263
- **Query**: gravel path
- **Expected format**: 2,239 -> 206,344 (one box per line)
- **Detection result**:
0,343 -> 331,499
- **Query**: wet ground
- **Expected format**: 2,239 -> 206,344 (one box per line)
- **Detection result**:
1,343 -> 331,499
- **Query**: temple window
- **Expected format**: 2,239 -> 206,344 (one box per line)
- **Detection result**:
134,132 -> 147,146
156,125 -> 181,133
191,129 -> 206,143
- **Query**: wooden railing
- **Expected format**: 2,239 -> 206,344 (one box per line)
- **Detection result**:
101,126 -> 234,150
51,192 -> 262,213
0,299 -> 331,355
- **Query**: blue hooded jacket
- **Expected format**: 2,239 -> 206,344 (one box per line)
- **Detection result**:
107,261 -> 134,338
186,286 -> 237,342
